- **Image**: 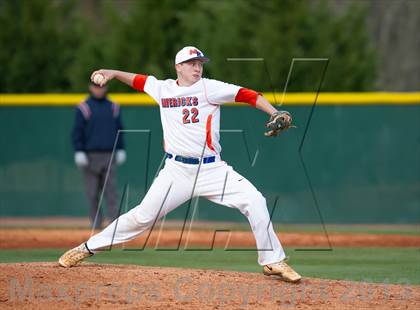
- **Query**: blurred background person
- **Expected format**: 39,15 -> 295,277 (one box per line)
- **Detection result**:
72,82 -> 126,229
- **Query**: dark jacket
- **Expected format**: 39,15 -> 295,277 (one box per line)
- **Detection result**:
72,95 -> 124,152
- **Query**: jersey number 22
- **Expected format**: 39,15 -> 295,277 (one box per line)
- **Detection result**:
182,108 -> 199,124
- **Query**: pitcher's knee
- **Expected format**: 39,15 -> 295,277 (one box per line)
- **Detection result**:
125,207 -> 158,226
240,191 -> 267,216
249,191 -> 267,207
135,212 -> 159,226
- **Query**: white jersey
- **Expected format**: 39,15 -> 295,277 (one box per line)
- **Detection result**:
143,77 -> 241,158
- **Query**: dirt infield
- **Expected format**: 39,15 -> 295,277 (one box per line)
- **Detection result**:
2,221 -> 418,309
0,228 -> 419,249
1,262 -> 419,309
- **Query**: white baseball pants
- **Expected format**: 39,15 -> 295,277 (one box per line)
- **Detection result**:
86,158 -> 286,265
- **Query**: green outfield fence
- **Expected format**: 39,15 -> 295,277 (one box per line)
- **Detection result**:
0,92 -> 419,224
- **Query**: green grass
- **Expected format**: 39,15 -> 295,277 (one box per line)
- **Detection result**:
0,247 -> 418,285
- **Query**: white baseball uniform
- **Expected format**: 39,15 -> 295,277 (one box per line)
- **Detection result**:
86,75 -> 286,266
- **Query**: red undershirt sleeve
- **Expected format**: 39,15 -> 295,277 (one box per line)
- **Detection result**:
132,74 -> 148,92
234,88 -> 260,107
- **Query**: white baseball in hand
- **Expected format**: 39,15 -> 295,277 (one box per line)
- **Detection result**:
92,73 -> 105,85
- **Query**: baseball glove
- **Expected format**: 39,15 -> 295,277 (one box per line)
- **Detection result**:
264,110 -> 294,137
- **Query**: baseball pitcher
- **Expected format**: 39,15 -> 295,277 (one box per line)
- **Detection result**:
59,46 -> 300,283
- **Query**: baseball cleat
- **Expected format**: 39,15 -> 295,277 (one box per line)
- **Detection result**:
263,260 -> 301,283
58,243 -> 93,268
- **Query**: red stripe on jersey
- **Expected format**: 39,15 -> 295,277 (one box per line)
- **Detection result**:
206,115 -> 216,152
132,74 -> 148,92
235,88 -> 259,107
78,101 -> 91,119
112,103 -> 120,117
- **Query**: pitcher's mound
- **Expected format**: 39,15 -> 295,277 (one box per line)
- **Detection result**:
1,262 -> 418,309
